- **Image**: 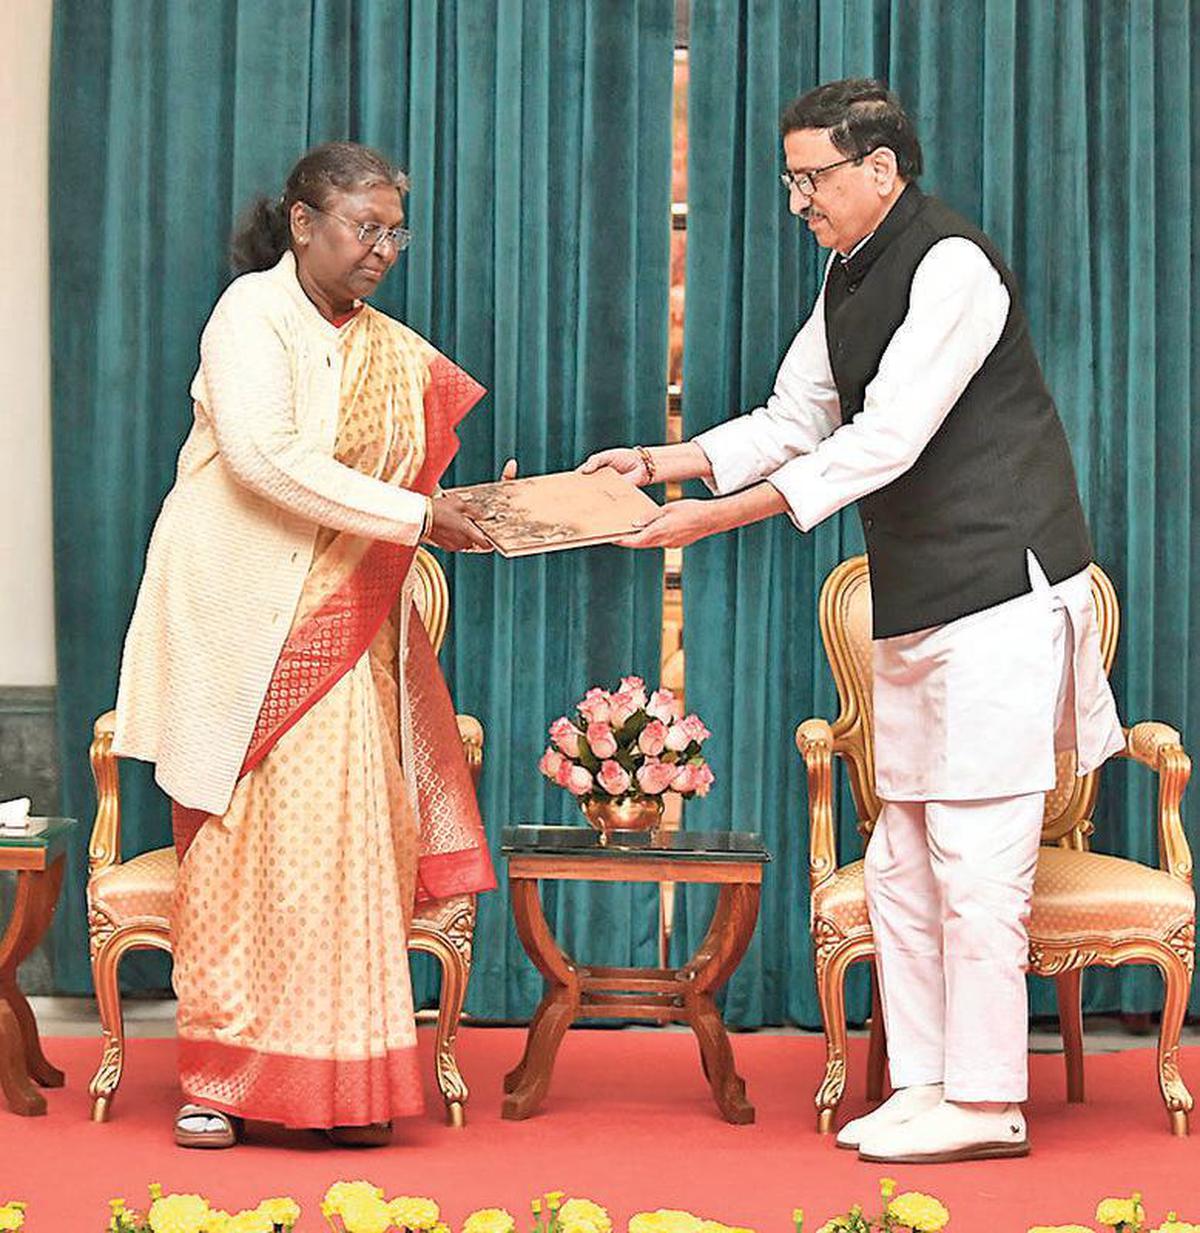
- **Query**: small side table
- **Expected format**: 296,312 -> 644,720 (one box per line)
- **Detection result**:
501,825 -> 770,1124
0,818 -> 76,1115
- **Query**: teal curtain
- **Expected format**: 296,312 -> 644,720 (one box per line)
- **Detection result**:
49,0 -> 674,1010
680,0 -> 1199,1024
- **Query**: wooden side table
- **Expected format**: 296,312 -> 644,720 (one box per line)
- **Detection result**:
0,818 -> 76,1115
500,825 -> 770,1124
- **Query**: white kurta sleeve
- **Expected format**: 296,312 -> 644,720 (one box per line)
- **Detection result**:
692,259 -> 843,494
200,280 -> 427,544
765,237 -> 1011,531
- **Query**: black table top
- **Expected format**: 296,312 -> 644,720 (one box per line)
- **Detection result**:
501,824 -> 771,863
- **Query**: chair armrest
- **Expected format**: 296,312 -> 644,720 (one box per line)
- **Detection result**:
797,717 -> 838,894
456,713 -> 484,790
1116,722 -> 1193,883
88,709 -> 123,876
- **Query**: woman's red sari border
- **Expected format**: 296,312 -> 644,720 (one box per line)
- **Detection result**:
179,1038 -> 424,1129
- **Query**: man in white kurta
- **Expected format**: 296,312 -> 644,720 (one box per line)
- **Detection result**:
583,79 -> 1123,1163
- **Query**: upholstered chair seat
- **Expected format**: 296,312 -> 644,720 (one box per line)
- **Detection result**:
1030,847 -> 1195,943
86,548 -> 482,1127
798,555 -> 1195,1138
87,847 -> 176,927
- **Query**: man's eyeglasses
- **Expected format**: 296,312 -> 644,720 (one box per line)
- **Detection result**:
779,151 -> 874,197
305,204 -> 412,252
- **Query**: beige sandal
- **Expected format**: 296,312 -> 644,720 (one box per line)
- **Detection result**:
174,1102 -> 242,1149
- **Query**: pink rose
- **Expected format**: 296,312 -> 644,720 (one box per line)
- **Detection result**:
609,691 -> 640,729
647,688 -> 681,724
565,765 -> 594,796
637,719 -> 667,757
680,714 -> 711,745
664,722 -> 691,753
586,721 -> 618,759
597,760 -> 632,796
693,764 -> 715,797
554,760 -> 574,788
619,676 -> 649,708
577,688 -> 612,725
539,747 -> 567,781
671,762 -> 698,794
549,716 -> 582,758
635,758 -> 677,796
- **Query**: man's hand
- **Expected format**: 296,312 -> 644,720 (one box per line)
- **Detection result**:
427,493 -> 494,552
618,499 -> 727,549
578,448 -> 650,486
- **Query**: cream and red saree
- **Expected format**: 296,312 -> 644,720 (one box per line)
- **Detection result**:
171,308 -> 493,1129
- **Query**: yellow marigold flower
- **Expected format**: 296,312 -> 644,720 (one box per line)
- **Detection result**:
628,1211 -> 705,1233
534,1201 -> 544,1216
226,1214 -> 274,1233
0,1206 -> 24,1232
561,1200 -> 611,1233
388,1197 -> 441,1231
256,1197 -> 301,1229
699,1224 -> 755,1233
462,1209 -> 517,1233
338,1194 -> 394,1233
149,1194 -> 211,1233
203,1211 -> 233,1233
1151,1221 -> 1200,1233
1097,1199 -> 1143,1228
150,1185 -> 165,1202
814,1222 -> 844,1233
880,1179 -> 898,1200
1026,1226 -> 1097,1233
562,1221 -> 601,1233
887,1193 -> 951,1233
792,1212 -> 804,1230
324,1182 -> 386,1213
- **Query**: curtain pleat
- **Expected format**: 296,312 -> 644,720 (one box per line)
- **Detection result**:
681,0 -> 1198,1025
49,0 -> 674,1008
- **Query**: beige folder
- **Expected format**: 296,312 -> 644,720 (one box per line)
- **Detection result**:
448,468 -> 660,557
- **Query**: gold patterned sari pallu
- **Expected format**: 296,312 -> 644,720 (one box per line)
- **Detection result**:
172,309 -> 492,1128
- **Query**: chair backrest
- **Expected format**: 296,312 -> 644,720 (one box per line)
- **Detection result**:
817,555 -> 1120,846
410,546 -> 450,653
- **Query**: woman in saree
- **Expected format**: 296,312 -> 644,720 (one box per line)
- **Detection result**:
112,142 -> 499,1147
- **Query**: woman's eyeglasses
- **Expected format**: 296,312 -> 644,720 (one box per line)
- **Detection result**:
305,203 -> 412,252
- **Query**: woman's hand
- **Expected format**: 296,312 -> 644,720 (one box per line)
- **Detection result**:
618,499 -> 724,549
427,494 -> 494,552
578,448 -> 650,486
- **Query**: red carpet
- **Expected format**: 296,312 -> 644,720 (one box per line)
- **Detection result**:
2,1029 -> 1197,1231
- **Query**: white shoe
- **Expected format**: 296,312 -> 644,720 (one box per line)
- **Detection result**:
834,1083 -> 944,1150
858,1100 -> 1029,1163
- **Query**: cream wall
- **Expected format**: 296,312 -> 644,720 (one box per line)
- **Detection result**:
0,0 -> 55,686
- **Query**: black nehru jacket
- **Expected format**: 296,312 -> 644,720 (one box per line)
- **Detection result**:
823,183 -> 1093,639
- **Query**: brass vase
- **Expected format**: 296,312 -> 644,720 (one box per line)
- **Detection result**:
580,795 -> 665,846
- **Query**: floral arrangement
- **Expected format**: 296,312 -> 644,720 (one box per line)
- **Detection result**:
1028,1190 -> 1200,1233
30,1181 -> 1187,1233
0,1203 -> 25,1232
321,1182 -> 448,1233
103,1184 -> 300,1232
539,678 -> 714,804
793,1178 -> 949,1232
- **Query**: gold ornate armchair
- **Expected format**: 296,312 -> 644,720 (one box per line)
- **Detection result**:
797,555 -> 1195,1136
86,548 -> 482,1127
